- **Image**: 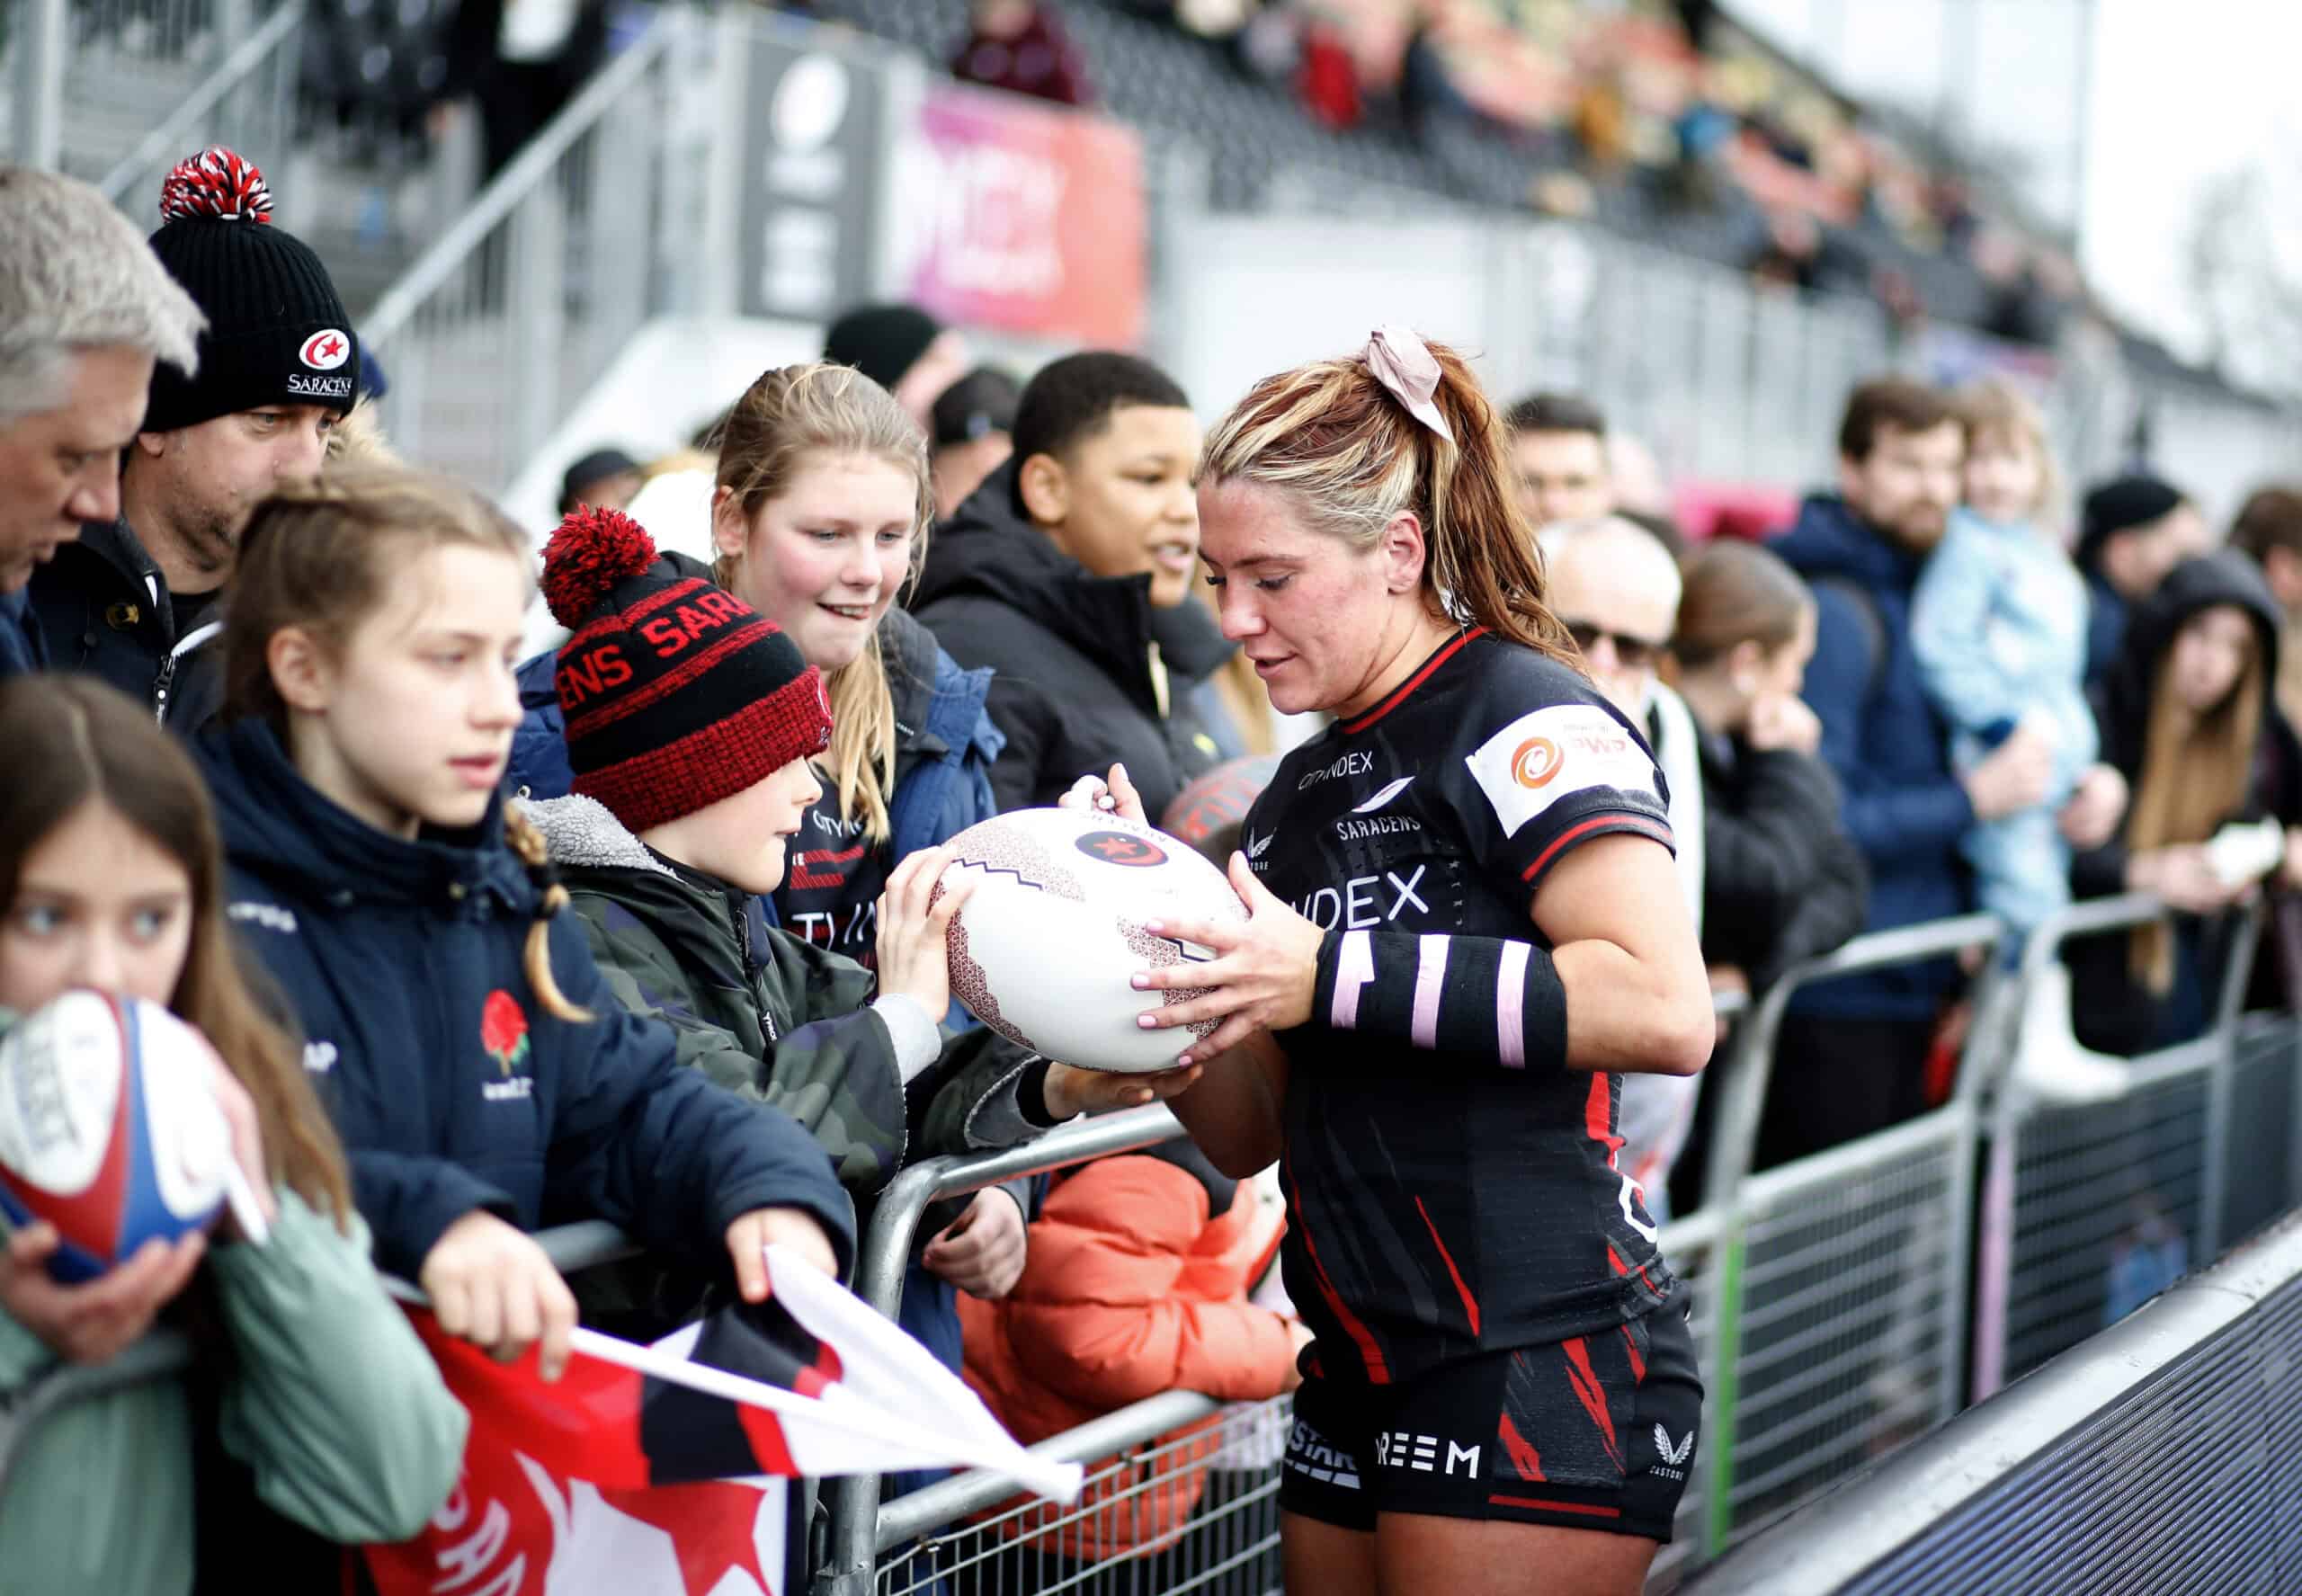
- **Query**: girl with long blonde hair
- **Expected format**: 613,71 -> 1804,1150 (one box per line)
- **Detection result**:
2071,548 -> 2302,1054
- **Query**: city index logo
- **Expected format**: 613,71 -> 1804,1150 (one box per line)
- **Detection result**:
557,591 -> 754,709
1513,736 -> 1561,789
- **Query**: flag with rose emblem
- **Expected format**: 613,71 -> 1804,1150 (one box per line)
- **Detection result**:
365,1245 -> 1079,1596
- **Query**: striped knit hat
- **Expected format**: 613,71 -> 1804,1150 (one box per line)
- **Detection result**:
143,147 -> 359,432
541,507 -> 831,832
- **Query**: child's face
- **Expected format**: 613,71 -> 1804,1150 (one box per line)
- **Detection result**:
1965,425 -> 2044,526
717,450 -> 918,675
1035,404 -> 1203,608
279,543 -> 528,838
648,757 -> 825,896
1,798 -> 192,1012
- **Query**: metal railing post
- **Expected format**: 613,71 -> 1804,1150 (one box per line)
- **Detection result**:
1688,913 -> 2001,1555
2197,898 -> 2267,1261
11,0 -> 67,171
815,1106 -> 1189,1595
505,185 -> 567,470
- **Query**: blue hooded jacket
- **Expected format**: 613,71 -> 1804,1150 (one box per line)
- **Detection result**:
1771,494 -> 1976,1021
198,718 -> 856,1284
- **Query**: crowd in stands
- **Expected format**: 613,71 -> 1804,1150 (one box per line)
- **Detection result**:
6,131 -> 2302,1595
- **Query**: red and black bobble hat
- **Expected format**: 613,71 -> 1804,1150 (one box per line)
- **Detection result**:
143,147 -> 361,432
542,507 -> 833,834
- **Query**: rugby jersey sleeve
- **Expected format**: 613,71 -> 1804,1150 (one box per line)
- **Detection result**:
1449,673 -> 1676,900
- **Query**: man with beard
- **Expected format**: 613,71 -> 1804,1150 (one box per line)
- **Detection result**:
1765,379 -> 2051,1165
31,148 -> 358,729
0,165 -> 204,678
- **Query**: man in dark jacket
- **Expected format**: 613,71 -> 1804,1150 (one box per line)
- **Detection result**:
0,164 -> 205,679
912,352 -> 1231,822
31,148 -> 358,728
1766,378 -> 2053,1164
2074,473 -> 2204,696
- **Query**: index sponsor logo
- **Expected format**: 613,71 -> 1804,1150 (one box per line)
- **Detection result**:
1298,750 -> 1375,790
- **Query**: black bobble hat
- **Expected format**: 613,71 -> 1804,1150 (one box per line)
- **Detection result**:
823,303 -> 942,393
143,147 -> 361,433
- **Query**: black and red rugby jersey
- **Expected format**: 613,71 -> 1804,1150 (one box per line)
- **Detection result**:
1245,628 -> 1680,1383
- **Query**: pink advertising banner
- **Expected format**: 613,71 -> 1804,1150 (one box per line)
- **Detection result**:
896,84 -> 1147,348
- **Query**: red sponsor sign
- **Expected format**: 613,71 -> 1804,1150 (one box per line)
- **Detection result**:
897,85 -> 1146,347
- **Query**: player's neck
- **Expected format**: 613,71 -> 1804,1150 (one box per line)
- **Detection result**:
1334,610 -> 1459,722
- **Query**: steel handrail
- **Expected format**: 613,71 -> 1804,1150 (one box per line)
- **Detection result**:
94,0 -> 306,201
361,16 -> 673,345
872,1387 -> 1226,1553
1700,912 -> 2004,1216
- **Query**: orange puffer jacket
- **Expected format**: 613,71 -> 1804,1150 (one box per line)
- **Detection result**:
959,1142 -> 1293,1564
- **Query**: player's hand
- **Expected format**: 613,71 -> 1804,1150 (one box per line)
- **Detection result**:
421,1211 -> 578,1380
1058,762 -> 1149,828
1132,852 -> 1325,1064
1041,1059 -> 1205,1119
922,1190 -> 1028,1300
875,847 -> 970,1022
0,1221 -> 204,1366
727,1206 -> 839,1297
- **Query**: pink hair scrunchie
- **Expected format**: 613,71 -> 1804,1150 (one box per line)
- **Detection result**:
1364,325 -> 1455,445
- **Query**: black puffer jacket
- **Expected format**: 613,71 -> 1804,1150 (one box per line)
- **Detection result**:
1697,728 -> 1870,993
910,460 -> 1232,820
2073,550 -> 2302,1054
28,518 -> 225,728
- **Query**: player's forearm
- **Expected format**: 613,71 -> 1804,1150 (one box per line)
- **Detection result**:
1165,1033 -> 1287,1178
1312,928 -> 1709,1078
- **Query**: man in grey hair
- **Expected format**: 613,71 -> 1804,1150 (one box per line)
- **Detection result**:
0,164 -> 202,677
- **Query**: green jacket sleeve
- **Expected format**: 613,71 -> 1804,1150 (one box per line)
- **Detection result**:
572,891 -> 908,1197
209,1191 -> 467,1542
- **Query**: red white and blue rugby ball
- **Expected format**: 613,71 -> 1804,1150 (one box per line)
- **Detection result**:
937,807 -> 1249,1074
0,992 -> 230,1280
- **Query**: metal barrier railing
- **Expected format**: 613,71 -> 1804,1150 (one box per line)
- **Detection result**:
2,900 -> 2293,1595
91,0 -> 303,204
1968,893 -> 2265,1399
8,0 -> 288,177
1683,1208 -> 2302,1594
1686,913 -> 2003,1558
359,10 -> 684,495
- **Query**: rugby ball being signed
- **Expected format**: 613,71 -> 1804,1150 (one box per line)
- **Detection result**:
0,991 -> 230,1280
937,807 -> 1248,1074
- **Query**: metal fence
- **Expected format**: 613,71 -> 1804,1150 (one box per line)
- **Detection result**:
360,7 -> 691,491
5,0 -> 289,177
1683,1208 -> 2302,1596
3,905 -> 2297,1595
1971,896 -> 2266,1396
89,0 -> 301,205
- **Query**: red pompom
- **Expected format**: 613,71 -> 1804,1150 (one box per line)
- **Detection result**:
541,506 -> 659,628
157,147 -> 272,224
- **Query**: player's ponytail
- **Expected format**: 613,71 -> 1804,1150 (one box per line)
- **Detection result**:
1198,331 -> 1576,668
502,804 -> 592,1023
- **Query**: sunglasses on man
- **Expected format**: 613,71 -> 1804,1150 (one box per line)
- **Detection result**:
1563,620 -> 1669,670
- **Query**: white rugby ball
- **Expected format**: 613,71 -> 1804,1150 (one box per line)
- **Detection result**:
0,991 -> 230,1281
938,807 -> 1248,1073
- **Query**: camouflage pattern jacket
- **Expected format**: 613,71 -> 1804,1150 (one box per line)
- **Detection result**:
522,795 -> 1054,1208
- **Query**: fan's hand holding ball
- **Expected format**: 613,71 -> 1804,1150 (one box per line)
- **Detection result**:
940,771 -> 1247,1074
876,846 -> 974,1023
0,993 -> 236,1282
1134,853 -> 1325,1065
